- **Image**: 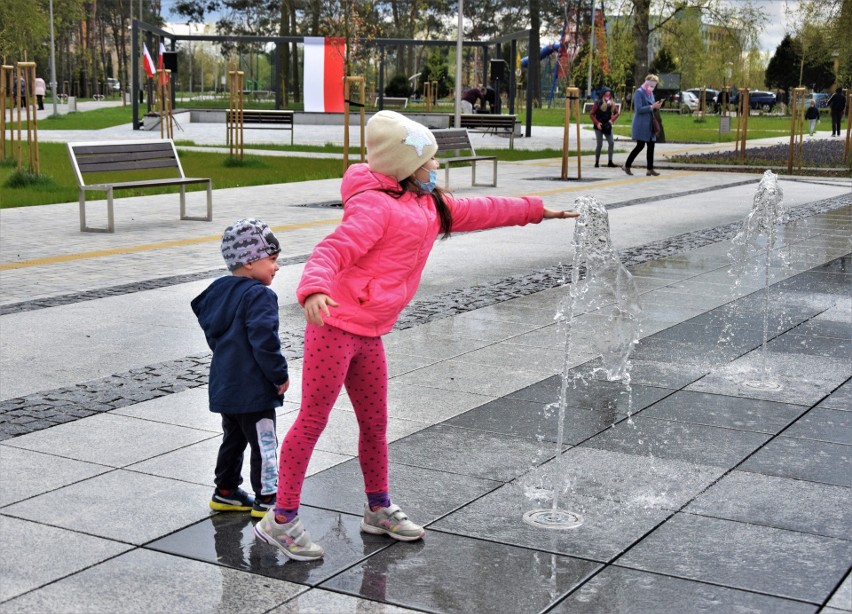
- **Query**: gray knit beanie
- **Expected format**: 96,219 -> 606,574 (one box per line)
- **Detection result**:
221,218 -> 280,271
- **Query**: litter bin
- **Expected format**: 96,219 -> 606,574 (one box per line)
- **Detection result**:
68,96 -> 77,112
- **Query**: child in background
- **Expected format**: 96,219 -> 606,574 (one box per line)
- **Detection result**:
192,218 -> 290,519
805,100 -> 820,136
253,110 -> 579,561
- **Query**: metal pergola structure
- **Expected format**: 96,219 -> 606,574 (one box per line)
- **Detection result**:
131,21 -> 534,133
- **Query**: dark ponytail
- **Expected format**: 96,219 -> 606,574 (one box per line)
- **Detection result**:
386,178 -> 453,240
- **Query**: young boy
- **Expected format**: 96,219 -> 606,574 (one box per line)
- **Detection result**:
191,218 -> 290,518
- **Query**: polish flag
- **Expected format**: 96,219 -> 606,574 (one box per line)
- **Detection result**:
142,43 -> 156,79
303,37 -> 345,113
158,42 -> 168,85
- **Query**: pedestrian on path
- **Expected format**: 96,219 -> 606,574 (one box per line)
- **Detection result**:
34,76 -> 46,110
826,89 -> 846,137
253,110 -> 580,561
191,219 -> 290,520
805,99 -> 821,136
590,86 -> 620,167
622,74 -> 663,176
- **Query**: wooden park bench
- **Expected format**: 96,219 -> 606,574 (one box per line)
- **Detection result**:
67,139 -> 213,233
374,96 -> 408,109
431,128 -> 497,188
226,109 -> 294,145
452,114 -> 517,149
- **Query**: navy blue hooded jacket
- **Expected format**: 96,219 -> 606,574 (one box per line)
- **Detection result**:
191,276 -> 289,414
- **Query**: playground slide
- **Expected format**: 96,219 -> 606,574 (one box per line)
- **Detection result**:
520,42 -> 563,69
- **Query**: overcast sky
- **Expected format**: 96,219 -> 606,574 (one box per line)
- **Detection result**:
751,0 -> 799,54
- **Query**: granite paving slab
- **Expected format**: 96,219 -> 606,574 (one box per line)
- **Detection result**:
766,331 -> 851,358
1,412 -> 217,467
445,396 -> 631,445
430,481 -> 670,562
551,566 -> 817,614
148,509 -> 389,587
387,424 -> 551,482
109,386 -> 222,432
0,446 -> 111,507
2,469 -> 212,545
582,415 -> 772,468
381,330 -> 492,360
579,358 -> 711,390
506,375 -> 675,413
818,379 -> 852,411
638,390 -> 806,434
630,336 -> 750,366
617,512 -> 852,604
794,318 -> 852,340
738,436 -> 852,487
269,589 -> 422,613
320,529 -> 601,614
0,547 -> 304,614
0,515 -> 132,602
782,407 -> 851,445
300,458 -> 502,525
513,446 -> 725,511
825,572 -> 852,612
684,470 -> 851,539
686,351 -> 850,406
392,359 -> 546,398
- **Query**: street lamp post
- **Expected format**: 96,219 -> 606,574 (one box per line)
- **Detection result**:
49,0 -> 58,114
454,0 -> 463,129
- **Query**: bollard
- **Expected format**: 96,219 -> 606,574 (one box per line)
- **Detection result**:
68,96 -> 77,111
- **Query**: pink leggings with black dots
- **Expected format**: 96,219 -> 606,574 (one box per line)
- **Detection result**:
276,323 -> 389,510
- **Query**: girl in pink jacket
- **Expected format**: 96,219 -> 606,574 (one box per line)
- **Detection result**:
254,110 -> 578,560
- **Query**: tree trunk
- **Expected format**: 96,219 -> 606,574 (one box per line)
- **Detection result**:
279,0 -> 290,105
291,5 -> 300,103
529,0 -> 541,108
632,0 -> 650,86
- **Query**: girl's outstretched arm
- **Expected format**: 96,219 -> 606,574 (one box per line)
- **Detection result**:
544,208 -> 580,219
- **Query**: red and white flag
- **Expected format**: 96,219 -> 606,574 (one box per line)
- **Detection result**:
142,43 -> 156,79
303,37 -> 345,113
157,42 -> 168,84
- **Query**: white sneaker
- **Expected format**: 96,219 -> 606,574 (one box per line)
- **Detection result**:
254,510 -> 324,561
361,503 -> 425,542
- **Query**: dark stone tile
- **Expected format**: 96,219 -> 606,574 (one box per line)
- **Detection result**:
766,332 -> 851,358
582,415 -> 771,468
618,513 -> 852,603
630,337 -> 741,366
640,390 -> 806,434
793,319 -> 852,340
146,507 -> 389,586
552,566 -> 817,614
777,271 -> 851,295
388,424 -> 550,482
320,530 -> 600,614
506,375 -> 675,414
685,470 -> 851,540
783,407 -> 851,445
301,458 -> 501,524
814,255 -> 852,275
572,356 -> 710,389
445,396 -> 629,445
652,321 -> 765,350
430,482 -> 670,562
514,447 -> 724,512
818,379 -> 852,411
739,436 -> 852,487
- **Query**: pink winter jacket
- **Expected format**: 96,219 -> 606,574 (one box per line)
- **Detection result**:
296,163 -> 545,337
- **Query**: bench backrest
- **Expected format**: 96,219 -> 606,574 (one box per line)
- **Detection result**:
227,109 -> 293,124
431,129 -> 478,156
455,114 -> 516,128
67,139 -> 185,187
374,96 -> 408,108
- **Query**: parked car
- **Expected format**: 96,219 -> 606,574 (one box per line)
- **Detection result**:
808,92 -> 829,109
730,90 -> 776,112
685,88 -> 719,111
677,90 -> 699,112
106,77 -> 121,92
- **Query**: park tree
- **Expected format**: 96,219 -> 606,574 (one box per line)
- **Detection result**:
765,34 -> 800,91
0,0 -> 49,62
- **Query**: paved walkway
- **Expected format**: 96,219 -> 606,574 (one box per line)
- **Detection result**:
0,108 -> 850,613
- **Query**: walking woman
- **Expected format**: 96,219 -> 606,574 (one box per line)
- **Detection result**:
622,74 -> 662,176
590,87 -> 620,167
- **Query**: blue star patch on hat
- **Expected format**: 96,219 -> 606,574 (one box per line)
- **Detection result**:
403,126 -> 432,156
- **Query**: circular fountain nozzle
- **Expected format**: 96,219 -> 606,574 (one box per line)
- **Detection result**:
523,509 -> 584,530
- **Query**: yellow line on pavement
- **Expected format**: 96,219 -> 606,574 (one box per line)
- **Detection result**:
0,217 -> 342,271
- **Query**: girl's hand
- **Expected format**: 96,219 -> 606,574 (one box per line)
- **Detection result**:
277,380 -> 290,395
304,293 -> 339,326
543,208 -> 580,219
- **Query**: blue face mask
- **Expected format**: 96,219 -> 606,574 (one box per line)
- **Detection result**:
416,168 -> 438,193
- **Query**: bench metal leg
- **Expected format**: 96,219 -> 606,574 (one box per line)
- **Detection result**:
471,160 -> 498,188
180,181 -> 214,222
444,166 -> 451,190
79,187 -> 115,233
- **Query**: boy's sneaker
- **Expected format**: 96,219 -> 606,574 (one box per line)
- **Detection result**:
254,510 -> 324,561
361,504 -> 425,542
209,487 -> 253,512
251,495 -> 275,519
